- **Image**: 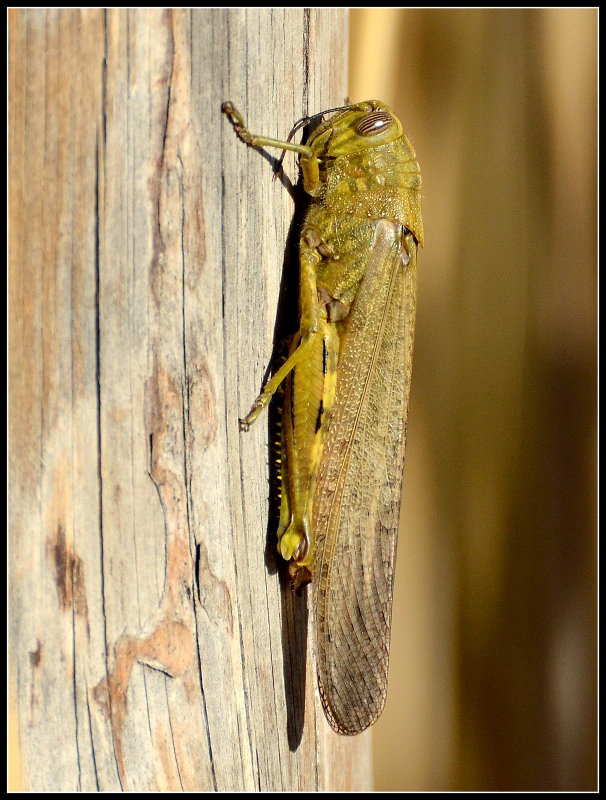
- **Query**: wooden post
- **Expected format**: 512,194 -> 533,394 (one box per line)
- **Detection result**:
9,8 -> 371,791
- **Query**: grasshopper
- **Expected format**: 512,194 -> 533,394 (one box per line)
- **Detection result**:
223,99 -> 423,735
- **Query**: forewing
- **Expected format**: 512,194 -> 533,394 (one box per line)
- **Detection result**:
312,219 -> 417,735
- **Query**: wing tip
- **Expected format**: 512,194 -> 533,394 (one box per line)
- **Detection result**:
317,674 -> 387,736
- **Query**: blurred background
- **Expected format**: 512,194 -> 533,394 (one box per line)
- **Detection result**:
349,8 -> 596,791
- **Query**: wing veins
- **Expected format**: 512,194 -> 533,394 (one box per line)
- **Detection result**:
319,230 -> 403,600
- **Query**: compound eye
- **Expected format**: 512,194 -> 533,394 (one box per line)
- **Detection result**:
355,110 -> 393,136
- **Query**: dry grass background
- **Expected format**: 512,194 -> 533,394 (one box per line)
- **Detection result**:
349,8 -> 596,791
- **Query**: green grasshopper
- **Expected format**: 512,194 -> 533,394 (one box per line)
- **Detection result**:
223,99 -> 423,735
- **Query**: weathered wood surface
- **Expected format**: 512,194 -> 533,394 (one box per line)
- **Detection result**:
9,8 -> 371,791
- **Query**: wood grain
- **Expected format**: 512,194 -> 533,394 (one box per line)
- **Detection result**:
9,8 -> 371,791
